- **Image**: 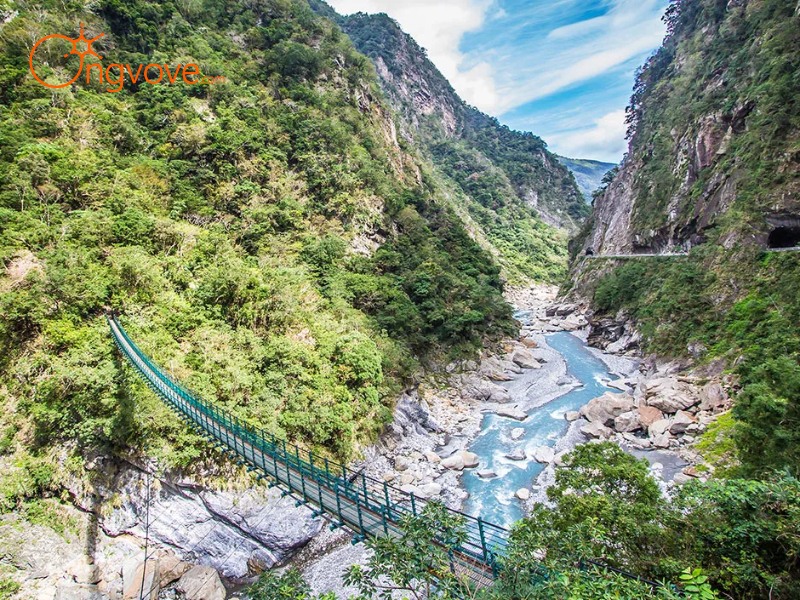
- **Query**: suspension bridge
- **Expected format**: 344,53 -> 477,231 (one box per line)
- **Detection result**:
107,314 -> 508,589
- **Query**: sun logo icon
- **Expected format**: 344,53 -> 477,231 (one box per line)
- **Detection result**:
29,23 -> 105,89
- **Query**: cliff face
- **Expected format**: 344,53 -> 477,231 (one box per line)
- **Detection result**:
582,0 -> 800,256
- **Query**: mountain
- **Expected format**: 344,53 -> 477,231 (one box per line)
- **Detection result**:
0,0 -> 520,468
570,0 -> 800,478
309,5 -> 588,282
578,0 -> 799,257
556,156 -> 617,202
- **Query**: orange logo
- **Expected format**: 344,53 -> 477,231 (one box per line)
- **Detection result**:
28,23 -> 225,92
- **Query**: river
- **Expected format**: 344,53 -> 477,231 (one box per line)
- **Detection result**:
462,327 -> 624,527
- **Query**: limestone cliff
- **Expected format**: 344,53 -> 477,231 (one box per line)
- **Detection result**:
580,0 -> 800,257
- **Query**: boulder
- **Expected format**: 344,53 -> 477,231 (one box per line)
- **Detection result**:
581,421 -> 612,439
699,382 -> 727,412
477,470 -> 497,479
496,406 -> 528,421
553,451 -> 569,466
511,349 -> 541,369
510,427 -> 525,441
124,560 -> 160,600
580,392 -> 635,426
532,446 -> 555,464
505,448 -> 526,461
157,553 -> 191,588
382,472 -> 396,483
66,557 -> 101,585
394,456 -> 409,472
464,378 -> 513,403
441,451 -> 479,471
424,451 -> 441,464
613,411 -> 642,433
564,411 -> 581,422
648,418 -> 671,437
645,377 -> 699,413
555,303 -> 578,317
461,451 -> 479,468
520,338 -> 538,348
652,432 -> 671,449
669,410 -> 696,435
515,488 -> 531,501
417,483 -> 442,499
399,473 -> 415,486
638,405 -> 664,428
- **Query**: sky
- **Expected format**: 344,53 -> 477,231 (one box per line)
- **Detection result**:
327,0 -> 670,162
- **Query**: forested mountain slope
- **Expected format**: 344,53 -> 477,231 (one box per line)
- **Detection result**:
571,0 -> 800,479
0,0 -> 517,474
309,3 -> 586,282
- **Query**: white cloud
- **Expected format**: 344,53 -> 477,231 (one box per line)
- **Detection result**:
547,109 -> 628,161
328,0 -> 502,111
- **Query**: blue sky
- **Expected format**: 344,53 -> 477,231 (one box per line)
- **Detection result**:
328,0 -> 670,162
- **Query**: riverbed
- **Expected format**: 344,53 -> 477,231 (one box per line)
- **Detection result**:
462,323 -> 630,526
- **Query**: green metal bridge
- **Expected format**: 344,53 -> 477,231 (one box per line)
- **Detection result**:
108,314 -> 508,588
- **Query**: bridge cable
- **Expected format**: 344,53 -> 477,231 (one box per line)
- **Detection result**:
138,470 -> 151,600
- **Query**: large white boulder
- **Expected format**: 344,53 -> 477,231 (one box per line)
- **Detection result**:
580,392 -> 635,426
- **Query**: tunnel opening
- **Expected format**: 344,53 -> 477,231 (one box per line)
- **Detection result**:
768,226 -> 800,249
585,248 -> 595,256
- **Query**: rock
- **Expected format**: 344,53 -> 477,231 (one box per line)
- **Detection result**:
400,484 -> 418,495
672,473 -> 693,486
652,432 -> 672,449
580,392 -> 635,426
638,405 -> 664,428
382,472 -> 396,483
158,553 -> 191,587
515,488 -> 531,501
564,411 -> 581,422
532,446 -> 555,463
55,582 -> 105,600
123,560 -> 160,600
441,451 -> 479,471
477,470 -> 497,479
464,378 -> 513,403
441,454 -> 464,470
393,394 -> 443,434
511,349 -> 541,369
399,473 -> 415,486
424,451 -> 441,464
66,557 -> 101,585
555,303 -> 578,316
649,418 -> 671,437
505,448 -> 526,461
699,382 -> 727,411
683,466 -> 700,478
613,410 -> 642,433
669,410 -> 696,435
520,338 -> 538,348
417,483 -> 442,498
496,406 -> 528,421
553,451 -> 569,466
461,451 -> 479,468
645,377 -> 698,413
581,421 -> 612,439
177,566 -> 225,600
394,456 -> 410,472
510,427 -> 525,441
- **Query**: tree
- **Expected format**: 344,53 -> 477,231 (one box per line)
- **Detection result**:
344,502 -> 475,600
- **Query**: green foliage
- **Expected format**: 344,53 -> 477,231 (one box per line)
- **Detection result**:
0,577 -> 20,600
0,0 -> 516,467
344,502 -> 473,599
679,568 -> 717,600
248,569 -> 335,600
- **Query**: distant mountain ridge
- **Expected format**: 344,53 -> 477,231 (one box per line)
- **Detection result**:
556,156 -> 617,202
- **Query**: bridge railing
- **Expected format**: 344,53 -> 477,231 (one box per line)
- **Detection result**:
108,314 -> 508,579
